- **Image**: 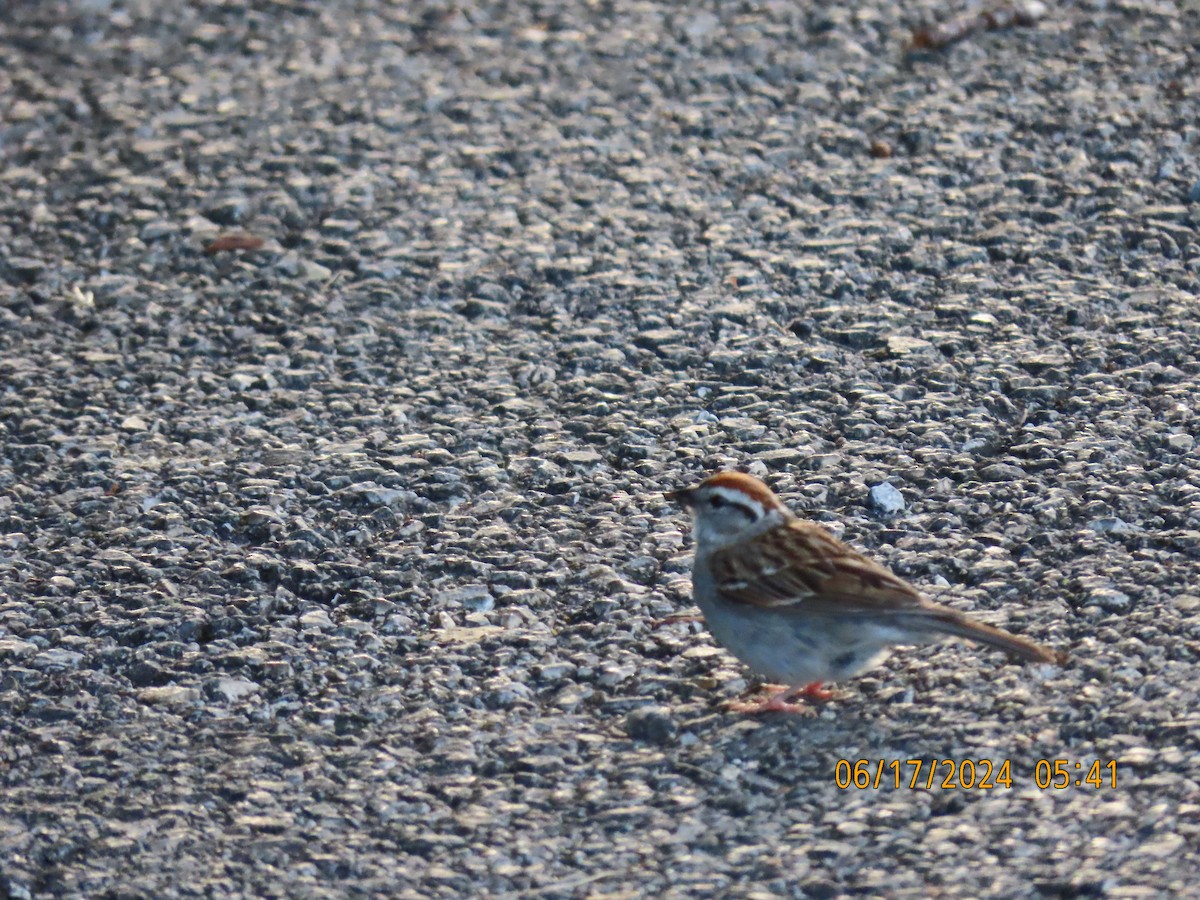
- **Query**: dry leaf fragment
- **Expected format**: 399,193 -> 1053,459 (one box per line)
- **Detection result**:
205,233 -> 265,254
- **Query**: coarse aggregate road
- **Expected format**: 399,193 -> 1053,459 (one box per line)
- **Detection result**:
2,1 -> 1199,896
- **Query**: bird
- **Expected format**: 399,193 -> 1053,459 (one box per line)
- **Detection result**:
666,470 -> 1067,713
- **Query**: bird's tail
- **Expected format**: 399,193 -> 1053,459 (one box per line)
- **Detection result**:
909,610 -> 1068,665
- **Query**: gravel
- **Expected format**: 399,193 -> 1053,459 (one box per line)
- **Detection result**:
868,482 -> 907,515
2,0 -> 1200,896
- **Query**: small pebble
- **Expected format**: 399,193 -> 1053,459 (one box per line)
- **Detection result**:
868,483 -> 906,514
624,707 -> 679,745
436,585 -> 495,612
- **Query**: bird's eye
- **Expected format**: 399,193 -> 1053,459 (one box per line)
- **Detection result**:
708,495 -> 726,509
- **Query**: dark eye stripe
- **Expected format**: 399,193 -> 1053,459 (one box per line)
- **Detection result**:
709,495 -> 758,520
731,501 -> 758,520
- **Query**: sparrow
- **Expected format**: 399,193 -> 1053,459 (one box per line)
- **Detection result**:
667,471 -> 1067,713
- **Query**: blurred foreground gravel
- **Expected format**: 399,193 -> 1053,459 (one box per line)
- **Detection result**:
2,1 -> 1199,896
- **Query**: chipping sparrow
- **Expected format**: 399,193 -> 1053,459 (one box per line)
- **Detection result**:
668,471 -> 1067,713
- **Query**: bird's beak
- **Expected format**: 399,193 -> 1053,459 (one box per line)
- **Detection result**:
665,487 -> 695,508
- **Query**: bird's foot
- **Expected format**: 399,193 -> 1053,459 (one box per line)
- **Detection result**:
726,684 -> 816,715
651,613 -> 703,628
793,681 -> 836,702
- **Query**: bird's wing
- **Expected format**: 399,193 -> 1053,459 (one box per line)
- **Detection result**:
710,520 -> 931,615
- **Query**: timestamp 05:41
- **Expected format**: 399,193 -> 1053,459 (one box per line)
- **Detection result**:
834,758 -> 1118,791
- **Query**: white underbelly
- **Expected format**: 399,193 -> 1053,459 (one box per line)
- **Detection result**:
698,596 -> 896,685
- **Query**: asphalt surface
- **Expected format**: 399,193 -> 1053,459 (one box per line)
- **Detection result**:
2,1 -> 1199,896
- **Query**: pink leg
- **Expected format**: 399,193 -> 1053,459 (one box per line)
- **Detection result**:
651,613 -> 703,628
726,684 -> 815,715
726,682 -> 836,714
794,681 -> 836,702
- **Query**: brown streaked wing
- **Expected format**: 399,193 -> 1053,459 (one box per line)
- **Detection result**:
712,520 -> 929,614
